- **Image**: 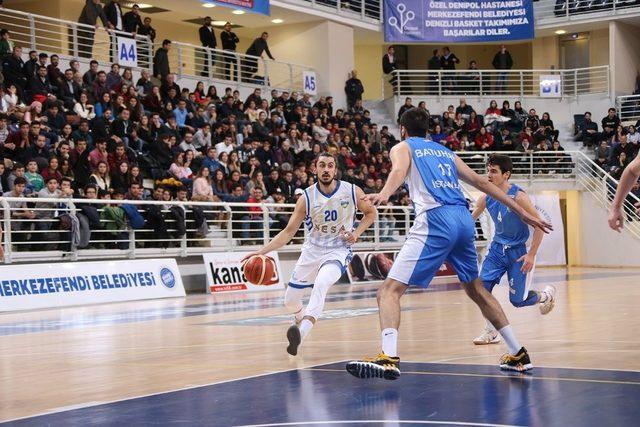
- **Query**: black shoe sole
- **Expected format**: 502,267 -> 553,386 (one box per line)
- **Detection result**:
286,325 -> 301,356
345,361 -> 400,380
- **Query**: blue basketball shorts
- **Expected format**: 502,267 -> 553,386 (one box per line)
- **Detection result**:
388,205 -> 479,287
480,241 -> 535,305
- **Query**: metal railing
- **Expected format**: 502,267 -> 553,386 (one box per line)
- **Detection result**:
458,151 -> 578,181
0,197 -> 417,264
616,94 -> 640,123
0,151 -> 635,263
534,0 -> 640,23
277,0 -> 382,22
573,149 -> 640,239
390,67 -> 610,98
0,8 -> 152,70
167,40 -> 315,93
0,8 -> 316,94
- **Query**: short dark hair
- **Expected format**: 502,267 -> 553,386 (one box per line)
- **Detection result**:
45,176 -> 58,184
60,177 -> 73,186
316,152 -> 337,163
0,29 -> 8,37
399,108 -> 429,137
38,53 -> 48,59
162,39 -> 172,46
13,177 -> 27,186
487,154 -> 513,175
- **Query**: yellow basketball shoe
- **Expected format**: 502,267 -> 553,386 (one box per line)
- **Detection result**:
346,353 -> 401,380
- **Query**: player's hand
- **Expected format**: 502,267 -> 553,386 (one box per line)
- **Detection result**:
240,251 -> 262,263
519,210 -> 553,234
517,253 -> 536,273
341,230 -> 358,245
608,206 -> 625,232
363,192 -> 389,207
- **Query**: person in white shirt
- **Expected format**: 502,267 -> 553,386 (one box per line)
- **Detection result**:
627,125 -> 640,145
215,135 -> 235,156
73,92 -> 95,120
193,124 -> 212,150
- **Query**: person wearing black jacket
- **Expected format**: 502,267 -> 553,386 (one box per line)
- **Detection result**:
601,108 -> 620,142
24,50 -> 44,81
426,49 -> 441,95
153,39 -> 171,80
243,32 -> 274,83
123,4 -> 142,34
137,16 -> 156,67
221,22 -> 240,80
105,0 -> 124,32
382,46 -> 398,93
104,0 -> 124,61
344,70 -> 364,110
492,44 -> 513,94
77,0 -> 112,58
59,69 -> 82,110
28,66 -> 57,103
2,46 -> 26,93
199,16 -> 217,77
440,46 -> 459,93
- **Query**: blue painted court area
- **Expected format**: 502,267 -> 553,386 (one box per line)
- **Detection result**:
5,362 -> 639,427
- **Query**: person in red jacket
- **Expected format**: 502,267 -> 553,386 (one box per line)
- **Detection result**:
475,126 -> 494,151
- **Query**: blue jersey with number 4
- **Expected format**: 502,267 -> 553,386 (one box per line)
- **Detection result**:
486,184 -> 529,246
405,137 -> 468,216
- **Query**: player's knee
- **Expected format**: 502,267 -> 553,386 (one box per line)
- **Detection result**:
377,280 -> 404,303
283,290 -> 303,312
463,279 -> 484,301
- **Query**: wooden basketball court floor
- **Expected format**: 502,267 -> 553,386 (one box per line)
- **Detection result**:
1,267 -> 639,426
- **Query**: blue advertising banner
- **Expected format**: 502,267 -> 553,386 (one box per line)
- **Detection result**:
203,0 -> 270,16
384,0 -> 534,43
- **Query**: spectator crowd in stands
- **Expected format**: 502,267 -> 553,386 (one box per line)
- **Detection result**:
395,96 -> 573,174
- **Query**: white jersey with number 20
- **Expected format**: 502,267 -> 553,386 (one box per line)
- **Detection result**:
303,180 -> 356,249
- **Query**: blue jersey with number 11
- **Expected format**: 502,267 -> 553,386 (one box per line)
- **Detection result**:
405,137 -> 468,216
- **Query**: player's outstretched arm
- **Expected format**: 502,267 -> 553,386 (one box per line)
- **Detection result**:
455,156 -> 552,233
471,195 -> 486,221
241,196 -> 307,262
343,186 -> 377,244
609,153 -> 640,232
515,191 -> 544,273
365,142 -> 411,206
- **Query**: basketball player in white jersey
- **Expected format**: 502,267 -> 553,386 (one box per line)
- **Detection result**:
609,151 -> 640,231
243,153 -> 377,356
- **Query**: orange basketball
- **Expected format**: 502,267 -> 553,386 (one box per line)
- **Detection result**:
243,255 -> 277,286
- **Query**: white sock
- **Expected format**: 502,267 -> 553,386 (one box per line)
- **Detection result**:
381,328 -> 398,357
485,319 -> 496,332
299,319 -> 313,340
498,325 -> 522,355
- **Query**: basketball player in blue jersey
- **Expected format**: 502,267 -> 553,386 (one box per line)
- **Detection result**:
346,109 -> 552,379
243,152 -> 377,356
471,154 -> 557,345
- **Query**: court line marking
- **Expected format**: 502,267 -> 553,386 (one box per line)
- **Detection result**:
400,360 -> 640,374
303,368 -> 640,386
0,359 -> 350,424
237,421 -> 523,427
427,349 -> 640,364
